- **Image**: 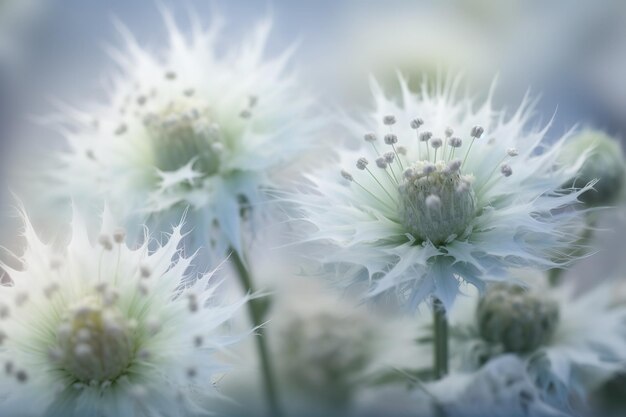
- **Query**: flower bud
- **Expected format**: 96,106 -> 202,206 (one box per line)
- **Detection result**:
477,284 -> 559,354
560,130 -> 626,207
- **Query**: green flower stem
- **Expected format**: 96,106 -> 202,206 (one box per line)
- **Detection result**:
230,247 -> 283,417
433,297 -> 449,379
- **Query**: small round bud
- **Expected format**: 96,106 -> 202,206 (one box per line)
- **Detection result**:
477,284 -> 559,353
410,118 -> 424,129
364,133 -> 377,143
397,146 -> 407,155
471,126 -> 484,138
449,137 -> 463,148
507,148 -> 519,157
419,131 -> 432,142
403,168 -> 415,179
383,115 -> 396,125
431,138 -> 443,149
340,170 -> 354,182
384,134 -> 398,145
559,129 -> 626,207
376,157 -> 388,169
445,127 -> 454,138
500,164 -> 513,177
356,157 -> 369,170
383,151 -> 395,164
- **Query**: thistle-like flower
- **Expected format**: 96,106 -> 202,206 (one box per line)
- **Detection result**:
296,76 -> 593,310
446,274 -> 626,410
0,207 -> 246,416
48,10 -> 313,260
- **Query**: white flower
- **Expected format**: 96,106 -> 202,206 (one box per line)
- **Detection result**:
444,273 -> 626,411
352,355 -> 569,417
0,206 -> 246,417
47,9 -> 314,261
295,75 -> 593,310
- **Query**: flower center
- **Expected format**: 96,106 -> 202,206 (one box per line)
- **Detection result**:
398,161 -> 476,244
144,100 -> 223,175
477,284 -> 559,353
54,301 -> 134,383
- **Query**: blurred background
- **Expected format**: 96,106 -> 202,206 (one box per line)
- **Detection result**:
2,0 -> 625,278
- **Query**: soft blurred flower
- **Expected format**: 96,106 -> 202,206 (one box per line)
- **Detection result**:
442,272 -> 626,411
218,278 -> 421,417
0,205 -> 246,417
353,355 -> 569,417
294,75 -> 593,310
45,9 -> 314,263
559,129 -> 626,208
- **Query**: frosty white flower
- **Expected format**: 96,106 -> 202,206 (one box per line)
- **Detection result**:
352,355 -> 568,417
47,10 -> 313,260
295,76 -> 594,310
0,207 -> 246,417
445,273 -> 626,410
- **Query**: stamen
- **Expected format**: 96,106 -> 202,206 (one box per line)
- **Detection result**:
431,138 -> 443,162
344,168 -> 396,210
410,118 -> 424,129
448,159 -> 462,172
471,126 -> 484,138
507,148 -> 519,157
448,137 -> 462,161
364,133 -> 381,156
423,163 -> 436,175
384,134 -> 398,145
341,170 -> 354,181
420,131 -> 433,161
500,164 -> 513,177
462,126 -> 484,170
383,115 -> 397,126
364,133 -> 377,142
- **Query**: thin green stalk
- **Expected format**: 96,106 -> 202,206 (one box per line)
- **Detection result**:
433,298 -> 448,379
230,247 -> 283,417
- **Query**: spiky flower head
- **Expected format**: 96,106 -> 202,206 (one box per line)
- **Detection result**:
559,129 -> 626,207
48,10 -> 313,260
445,274 -> 626,410
296,75 -> 593,310
0,207 -> 246,417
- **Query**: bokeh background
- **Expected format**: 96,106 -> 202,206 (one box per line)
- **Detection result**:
1,0 -> 626,318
